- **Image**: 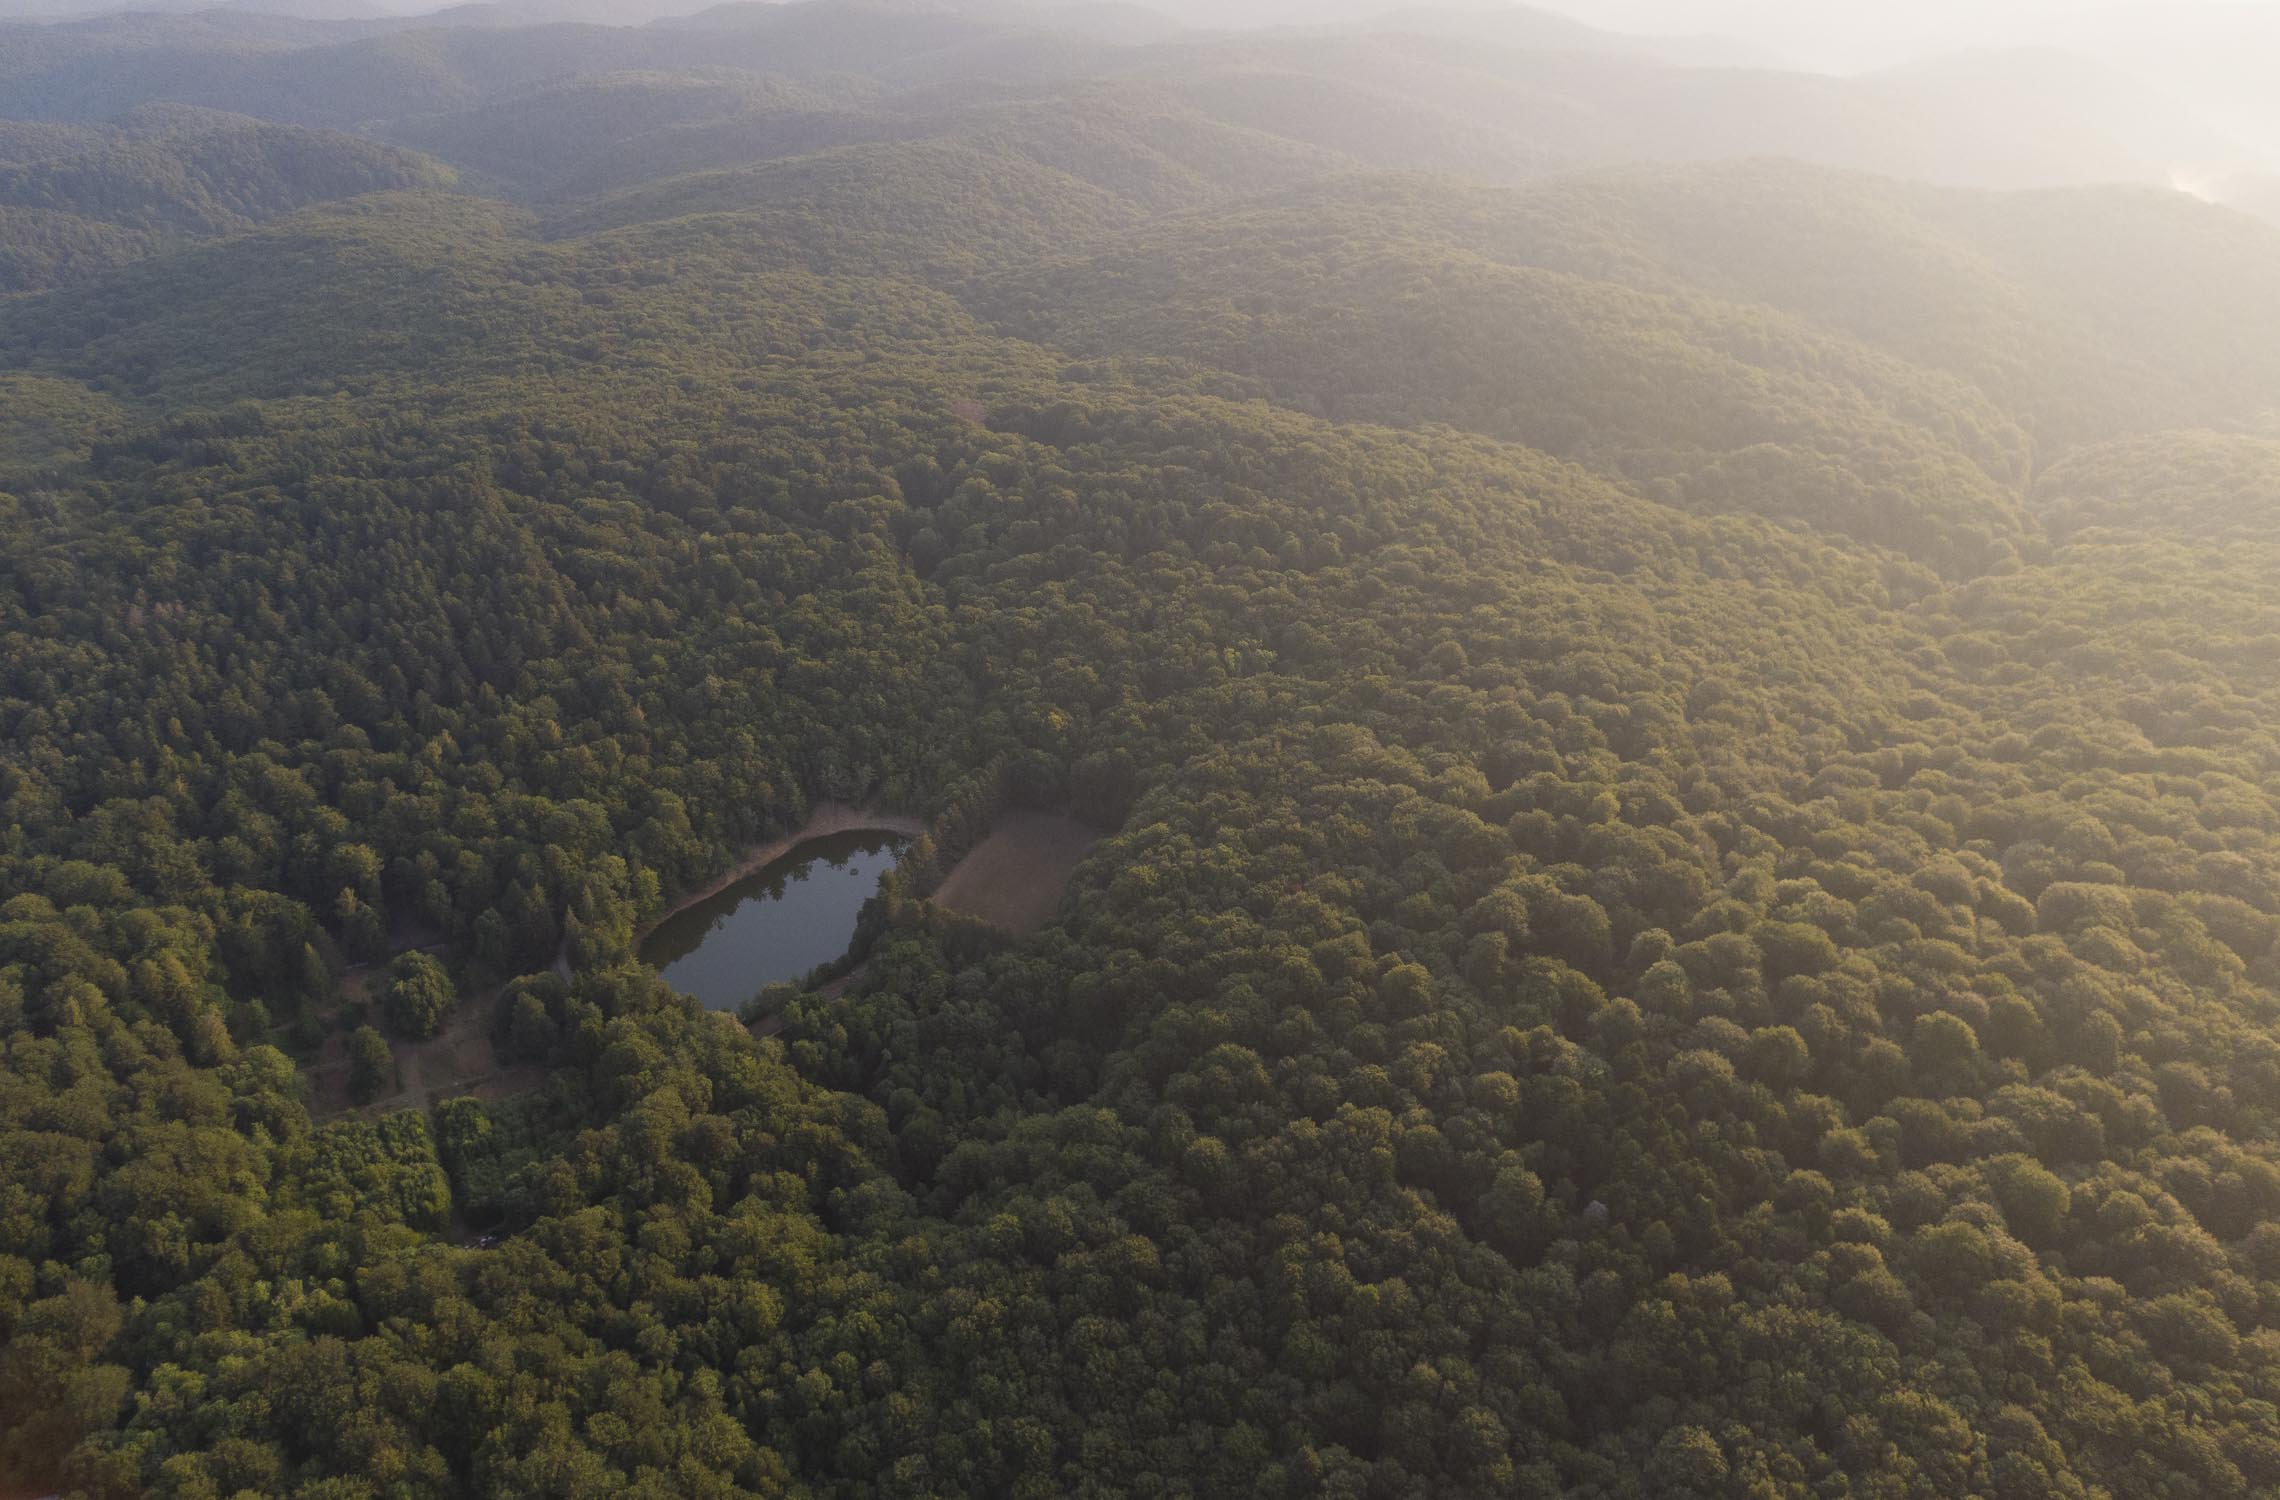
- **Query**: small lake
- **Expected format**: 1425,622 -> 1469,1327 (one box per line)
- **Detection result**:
640,829 -> 909,1011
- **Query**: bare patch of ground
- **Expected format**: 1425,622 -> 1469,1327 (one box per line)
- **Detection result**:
304,971 -> 542,1120
931,812 -> 1102,935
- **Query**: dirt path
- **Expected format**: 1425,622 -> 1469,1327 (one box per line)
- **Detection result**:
394,1039 -> 427,1111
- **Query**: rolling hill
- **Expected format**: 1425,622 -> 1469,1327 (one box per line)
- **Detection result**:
9,5 -> 2280,1500
0,107 -> 453,289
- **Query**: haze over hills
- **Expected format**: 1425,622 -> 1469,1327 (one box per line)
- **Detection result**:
1544,0 -> 2280,163
1861,46 -> 2254,186
0,0 -> 2256,198
2077,5 -> 2280,167
11,1 -> 2280,1498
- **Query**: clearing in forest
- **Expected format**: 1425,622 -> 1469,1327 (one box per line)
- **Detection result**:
931,811 -> 1103,934
303,967 -> 542,1118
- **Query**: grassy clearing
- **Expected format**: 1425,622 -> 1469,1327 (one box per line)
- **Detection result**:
931,811 -> 1102,935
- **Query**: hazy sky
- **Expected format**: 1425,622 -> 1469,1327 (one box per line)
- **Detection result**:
1536,0 -> 2261,71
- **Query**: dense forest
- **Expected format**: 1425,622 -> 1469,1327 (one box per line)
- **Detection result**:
7,1 -> 2280,1497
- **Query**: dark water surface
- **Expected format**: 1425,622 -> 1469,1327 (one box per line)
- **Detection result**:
639,829 -> 908,1011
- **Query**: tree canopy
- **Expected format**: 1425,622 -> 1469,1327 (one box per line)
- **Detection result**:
7,5 -> 2280,1498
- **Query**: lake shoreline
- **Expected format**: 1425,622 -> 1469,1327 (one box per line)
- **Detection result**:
640,801 -> 926,950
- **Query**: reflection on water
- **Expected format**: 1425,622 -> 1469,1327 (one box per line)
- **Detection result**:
639,829 -> 907,1011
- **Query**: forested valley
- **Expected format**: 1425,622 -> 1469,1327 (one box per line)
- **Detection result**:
7,3 -> 2280,1497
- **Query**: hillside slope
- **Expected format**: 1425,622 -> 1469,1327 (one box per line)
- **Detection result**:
0,108 -> 454,289
974,176 -> 2040,574
8,10 -> 2280,1500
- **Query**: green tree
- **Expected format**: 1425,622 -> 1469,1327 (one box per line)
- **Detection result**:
348,1025 -> 396,1104
382,952 -> 455,1041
